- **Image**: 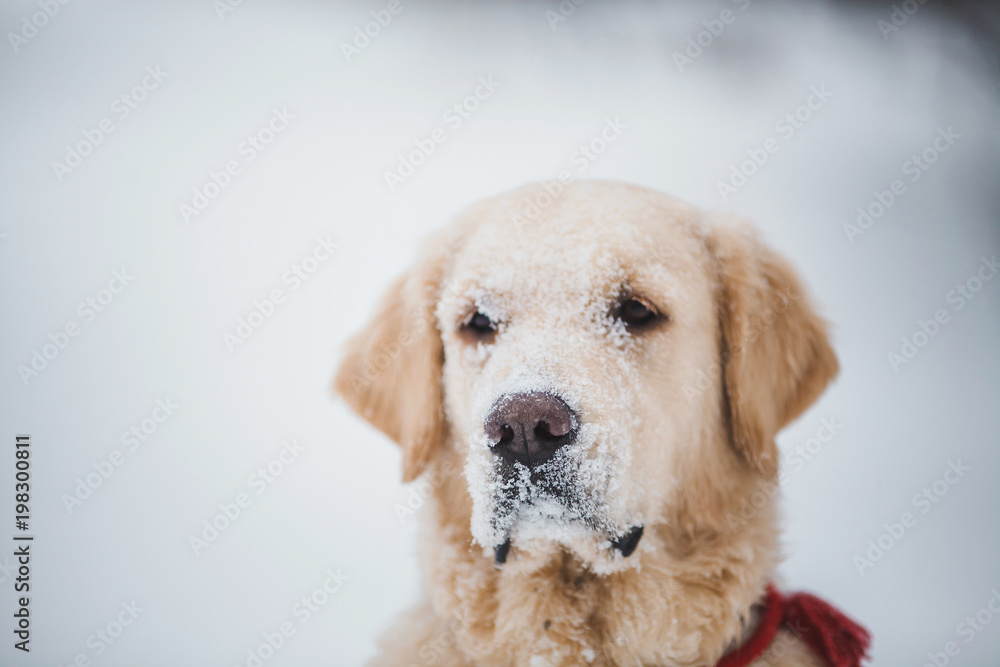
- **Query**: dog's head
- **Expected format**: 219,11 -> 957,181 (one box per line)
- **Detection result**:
335,181 -> 837,572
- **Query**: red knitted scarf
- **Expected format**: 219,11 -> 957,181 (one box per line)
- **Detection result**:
716,586 -> 871,667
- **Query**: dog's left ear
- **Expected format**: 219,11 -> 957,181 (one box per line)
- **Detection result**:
333,242 -> 448,483
707,219 -> 839,479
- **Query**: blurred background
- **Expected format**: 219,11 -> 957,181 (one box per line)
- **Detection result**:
1,0 -> 999,665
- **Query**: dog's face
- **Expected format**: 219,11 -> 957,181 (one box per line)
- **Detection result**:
436,193 -> 721,567
336,181 -> 837,573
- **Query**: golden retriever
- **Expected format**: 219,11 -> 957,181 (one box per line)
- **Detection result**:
334,181 -> 865,666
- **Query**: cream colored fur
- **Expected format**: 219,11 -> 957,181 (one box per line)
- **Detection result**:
335,181 -> 838,666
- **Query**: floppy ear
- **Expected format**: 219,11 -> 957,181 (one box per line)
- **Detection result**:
333,249 -> 447,483
707,220 -> 839,478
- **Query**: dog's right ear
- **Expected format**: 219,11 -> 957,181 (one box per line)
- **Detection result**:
333,245 -> 448,483
707,219 -> 839,479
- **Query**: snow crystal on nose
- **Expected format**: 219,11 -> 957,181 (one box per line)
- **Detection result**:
466,407 -> 624,549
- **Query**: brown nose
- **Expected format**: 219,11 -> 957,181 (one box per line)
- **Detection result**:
484,392 -> 577,467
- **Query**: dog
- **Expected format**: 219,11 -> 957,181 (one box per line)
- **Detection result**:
334,181 -> 867,666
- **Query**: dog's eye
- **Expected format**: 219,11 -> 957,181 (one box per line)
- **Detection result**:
617,297 -> 661,329
461,311 -> 497,338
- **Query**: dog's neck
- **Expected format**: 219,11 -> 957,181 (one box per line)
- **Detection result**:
418,450 -> 780,667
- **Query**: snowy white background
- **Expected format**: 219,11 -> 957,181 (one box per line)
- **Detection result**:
1,0 -> 999,665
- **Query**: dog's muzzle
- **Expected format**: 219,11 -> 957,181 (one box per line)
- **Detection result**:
483,391 -> 643,566
493,525 -> 644,566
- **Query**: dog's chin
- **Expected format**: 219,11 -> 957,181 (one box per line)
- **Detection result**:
465,435 -> 642,572
481,498 -> 645,575
490,522 -> 645,575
